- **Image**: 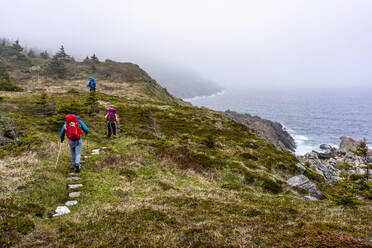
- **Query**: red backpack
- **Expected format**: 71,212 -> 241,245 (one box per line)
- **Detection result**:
65,114 -> 82,141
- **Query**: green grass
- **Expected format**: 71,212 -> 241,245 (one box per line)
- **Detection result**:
0,90 -> 371,247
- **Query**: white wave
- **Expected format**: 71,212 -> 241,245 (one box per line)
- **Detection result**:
293,135 -> 309,145
183,90 -> 225,102
295,144 -> 318,156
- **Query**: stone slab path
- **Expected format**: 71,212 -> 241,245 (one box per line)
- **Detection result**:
53,145 -> 107,217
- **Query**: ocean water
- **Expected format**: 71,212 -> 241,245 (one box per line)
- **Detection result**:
185,88 -> 372,155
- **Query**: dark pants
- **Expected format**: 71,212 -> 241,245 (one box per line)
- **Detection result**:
107,122 -> 116,137
89,88 -> 96,92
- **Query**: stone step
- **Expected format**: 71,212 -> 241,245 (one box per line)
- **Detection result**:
68,184 -> 83,189
65,200 -> 78,206
53,206 -> 70,217
69,191 -> 81,198
69,172 -> 78,176
91,149 -> 100,155
67,177 -> 81,181
83,156 -> 91,159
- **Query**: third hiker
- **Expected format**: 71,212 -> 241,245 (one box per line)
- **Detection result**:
105,108 -> 117,138
60,111 -> 89,173
87,77 -> 96,92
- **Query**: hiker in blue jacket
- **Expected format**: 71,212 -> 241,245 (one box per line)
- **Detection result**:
87,77 -> 96,92
60,111 -> 89,173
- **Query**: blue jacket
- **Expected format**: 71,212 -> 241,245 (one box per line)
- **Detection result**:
87,77 -> 96,90
60,115 -> 89,142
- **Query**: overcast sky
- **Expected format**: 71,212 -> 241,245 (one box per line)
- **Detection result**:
1,0 -> 372,91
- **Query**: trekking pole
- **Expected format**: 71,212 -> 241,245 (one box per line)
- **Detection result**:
55,142 -> 62,169
86,134 -> 89,152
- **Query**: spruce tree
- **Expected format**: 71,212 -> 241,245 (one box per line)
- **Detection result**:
47,55 -> 67,78
28,49 -> 36,58
90,54 -> 100,63
83,56 -> 90,64
55,45 -> 72,62
11,40 -> 23,53
40,50 -> 49,59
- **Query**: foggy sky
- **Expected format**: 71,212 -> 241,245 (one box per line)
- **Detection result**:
1,0 -> 372,91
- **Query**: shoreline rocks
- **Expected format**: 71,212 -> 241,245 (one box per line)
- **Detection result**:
298,136 -> 371,182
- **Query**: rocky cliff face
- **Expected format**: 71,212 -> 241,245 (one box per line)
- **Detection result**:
225,110 -> 296,152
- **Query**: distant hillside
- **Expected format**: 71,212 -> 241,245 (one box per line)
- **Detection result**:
0,40 -> 185,105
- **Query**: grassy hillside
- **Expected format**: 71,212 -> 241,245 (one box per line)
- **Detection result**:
0,40 -> 371,247
0,88 -> 371,247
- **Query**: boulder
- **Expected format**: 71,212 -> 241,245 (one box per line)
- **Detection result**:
303,195 -> 319,201
53,206 -> 70,217
320,144 -> 332,150
295,163 -> 306,174
339,136 -> 360,153
287,175 -> 325,200
318,152 -> 333,160
0,117 -> 20,148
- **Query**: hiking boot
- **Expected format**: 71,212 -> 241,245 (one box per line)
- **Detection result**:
75,164 -> 80,173
71,164 -> 76,170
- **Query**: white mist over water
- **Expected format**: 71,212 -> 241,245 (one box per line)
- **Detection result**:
185,88 -> 372,155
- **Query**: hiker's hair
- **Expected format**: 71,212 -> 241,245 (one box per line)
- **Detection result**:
70,110 -> 77,115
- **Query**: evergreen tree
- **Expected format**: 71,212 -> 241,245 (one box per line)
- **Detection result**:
40,50 -> 49,59
83,56 -> 90,64
36,90 -> 48,115
90,54 -> 100,63
46,55 -> 67,78
11,40 -> 23,53
0,71 -> 23,91
28,49 -> 36,58
55,45 -> 72,62
355,139 -> 369,181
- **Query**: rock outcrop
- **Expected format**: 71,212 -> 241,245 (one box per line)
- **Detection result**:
299,136 -> 372,182
0,117 -> 19,148
287,175 -> 325,200
225,110 -> 296,152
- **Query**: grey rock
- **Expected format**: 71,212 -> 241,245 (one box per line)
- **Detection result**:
287,175 -> 324,199
355,168 -> 366,175
67,177 -> 81,181
295,163 -> 306,174
53,206 -> 70,217
68,184 -> 83,189
65,200 -> 78,206
69,191 -> 81,198
225,110 -> 296,152
318,152 -> 333,160
320,144 -> 332,150
91,149 -> 100,155
303,195 -> 319,201
339,136 -> 360,153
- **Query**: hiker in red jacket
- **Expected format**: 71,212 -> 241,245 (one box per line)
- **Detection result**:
105,108 -> 117,138
60,111 -> 89,172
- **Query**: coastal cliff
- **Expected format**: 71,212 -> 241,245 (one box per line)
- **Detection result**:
225,110 -> 296,152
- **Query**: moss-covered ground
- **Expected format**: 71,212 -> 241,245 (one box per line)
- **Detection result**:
0,89 -> 371,247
